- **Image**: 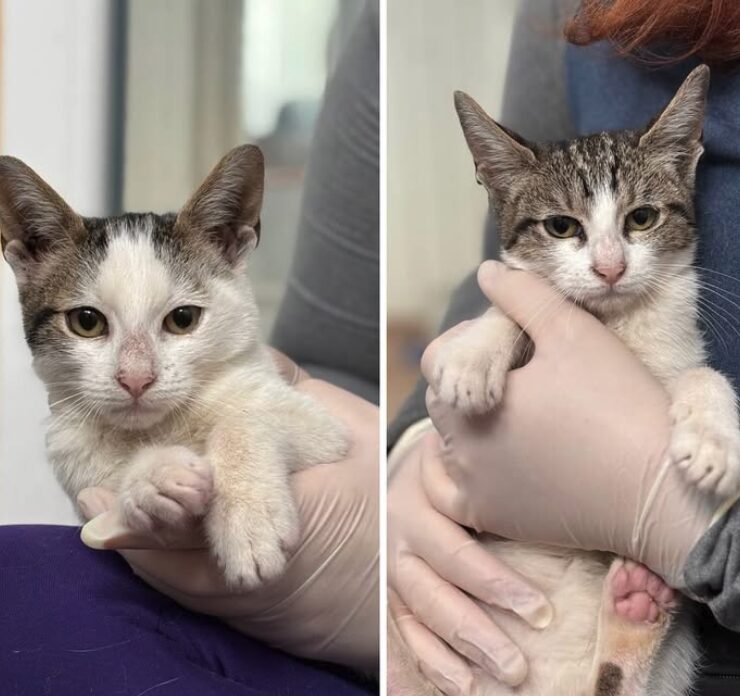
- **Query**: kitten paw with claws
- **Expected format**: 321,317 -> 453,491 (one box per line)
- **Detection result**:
433,333 -> 509,416
669,404 -> 740,498
207,484 -> 300,588
119,445 -> 213,534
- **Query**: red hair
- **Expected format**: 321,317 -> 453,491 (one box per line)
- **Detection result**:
565,0 -> 740,66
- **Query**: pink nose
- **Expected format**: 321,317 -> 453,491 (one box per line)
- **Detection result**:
117,372 -> 156,398
592,262 -> 626,286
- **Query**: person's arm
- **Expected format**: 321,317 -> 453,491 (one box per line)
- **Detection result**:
389,0 -> 576,447
271,0 -> 379,404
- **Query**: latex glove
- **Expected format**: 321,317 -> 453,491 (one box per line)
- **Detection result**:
77,363 -> 378,673
388,426 -> 554,694
422,260 -> 721,589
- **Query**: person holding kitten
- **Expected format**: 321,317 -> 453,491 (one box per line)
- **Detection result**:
389,1 -> 740,695
0,2 -> 378,695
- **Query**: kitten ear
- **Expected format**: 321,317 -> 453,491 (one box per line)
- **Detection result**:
177,144 -> 264,265
639,65 -> 709,170
454,91 -> 536,196
0,156 -> 83,284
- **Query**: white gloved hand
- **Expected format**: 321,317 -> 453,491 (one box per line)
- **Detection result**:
388,426 -> 554,694
422,261 -> 721,589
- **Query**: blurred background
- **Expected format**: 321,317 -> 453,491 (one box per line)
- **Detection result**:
388,0 -> 522,417
0,0 -> 364,524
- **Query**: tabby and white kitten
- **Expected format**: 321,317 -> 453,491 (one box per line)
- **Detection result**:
392,66 -> 740,695
0,145 -> 347,587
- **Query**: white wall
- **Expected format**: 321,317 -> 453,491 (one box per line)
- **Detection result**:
388,0 -> 521,328
0,0 -> 115,524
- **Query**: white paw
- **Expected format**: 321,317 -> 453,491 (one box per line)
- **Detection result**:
120,446 -> 213,533
669,404 -> 740,498
433,335 -> 508,415
207,484 -> 300,588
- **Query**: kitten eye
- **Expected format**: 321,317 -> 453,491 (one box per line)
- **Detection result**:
66,307 -> 108,339
626,206 -> 659,231
164,306 -> 202,335
544,216 -> 581,239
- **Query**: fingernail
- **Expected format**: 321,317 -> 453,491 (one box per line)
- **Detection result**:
80,514 -> 118,549
477,260 -> 505,285
470,669 -> 505,696
420,663 -> 473,696
491,645 -> 528,687
436,674 -> 467,696
512,595 -> 554,629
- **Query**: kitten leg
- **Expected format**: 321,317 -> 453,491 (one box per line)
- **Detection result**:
432,307 -> 525,415
669,366 -> 740,498
118,445 -> 213,533
205,416 -> 300,588
585,558 -> 676,696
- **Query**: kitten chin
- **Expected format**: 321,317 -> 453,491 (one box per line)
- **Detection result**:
102,402 -> 172,431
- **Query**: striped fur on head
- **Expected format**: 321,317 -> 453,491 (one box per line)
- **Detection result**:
454,65 -> 709,316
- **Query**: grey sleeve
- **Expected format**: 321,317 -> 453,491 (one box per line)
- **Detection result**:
388,0 -> 575,447
271,0 -> 379,405
683,506 -> 740,631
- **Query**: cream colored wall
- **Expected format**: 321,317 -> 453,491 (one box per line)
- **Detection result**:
388,0 -> 521,329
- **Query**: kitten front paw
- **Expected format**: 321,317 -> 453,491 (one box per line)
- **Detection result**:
433,333 -> 508,415
120,446 -> 213,533
207,484 -> 300,588
669,404 -> 740,498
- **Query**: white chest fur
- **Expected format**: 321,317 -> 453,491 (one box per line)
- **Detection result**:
603,268 -> 706,385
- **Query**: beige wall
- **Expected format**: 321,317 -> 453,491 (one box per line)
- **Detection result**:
388,0 -> 521,329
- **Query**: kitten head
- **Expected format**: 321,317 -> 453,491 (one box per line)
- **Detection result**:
0,144 -> 265,431
455,64 -> 709,314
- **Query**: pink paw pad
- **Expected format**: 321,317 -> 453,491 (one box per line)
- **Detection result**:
611,560 -> 676,623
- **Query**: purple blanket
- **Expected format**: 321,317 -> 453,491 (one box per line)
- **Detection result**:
0,525 -> 375,695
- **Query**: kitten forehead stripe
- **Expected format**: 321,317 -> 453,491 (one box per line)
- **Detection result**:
577,168 -> 593,198
610,159 -> 619,193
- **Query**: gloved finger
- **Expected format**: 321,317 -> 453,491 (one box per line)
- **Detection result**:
78,487 -> 208,551
476,260 -> 585,344
420,320 -> 476,387
394,553 -> 528,687
403,434 -> 552,629
416,401 -> 478,519
390,589 -> 484,696
408,507 -> 553,629
121,547 -> 233,599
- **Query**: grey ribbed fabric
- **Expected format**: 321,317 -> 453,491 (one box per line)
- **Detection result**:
388,0 -> 572,447
685,508 -> 740,630
271,0 -> 379,405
